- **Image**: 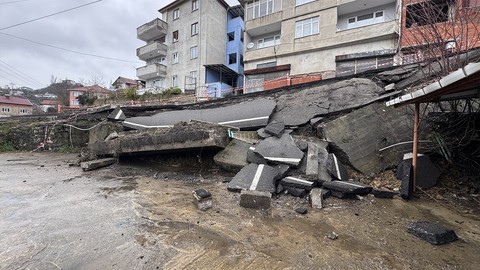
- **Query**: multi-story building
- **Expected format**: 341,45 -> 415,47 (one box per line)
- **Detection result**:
68,85 -> 111,108
241,0 -> 401,92
137,0 -> 244,95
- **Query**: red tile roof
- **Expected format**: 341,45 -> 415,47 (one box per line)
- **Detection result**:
0,95 -> 33,106
40,99 -> 59,105
68,85 -> 111,94
113,76 -> 137,85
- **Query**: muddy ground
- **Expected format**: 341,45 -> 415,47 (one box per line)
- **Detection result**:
0,152 -> 479,270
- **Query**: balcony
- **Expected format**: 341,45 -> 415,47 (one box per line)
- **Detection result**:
136,63 -> 167,80
137,42 -> 167,61
137,18 -> 167,41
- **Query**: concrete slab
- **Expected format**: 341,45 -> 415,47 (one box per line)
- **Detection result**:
322,180 -> 372,195
257,128 -> 272,139
309,188 -> 325,209
284,186 -> 307,197
265,121 -> 285,137
280,176 -> 315,191
398,162 -> 413,200
81,158 -> 115,171
240,190 -> 271,209
306,142 -> 320,177
107,107 -> 126,121
254,133 -> 304,167
227,164 -> 279,194
214,139 -> 251,172
330,190 -> 357,199
326,153 -> 348,181
407,221 -> 458,245
399,153 -> 440,189
246,146 -> 267,164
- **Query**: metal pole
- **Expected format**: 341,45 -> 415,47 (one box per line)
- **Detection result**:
412,102 -> 420,192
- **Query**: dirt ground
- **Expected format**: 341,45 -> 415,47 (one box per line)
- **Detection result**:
1,152 -> 479,270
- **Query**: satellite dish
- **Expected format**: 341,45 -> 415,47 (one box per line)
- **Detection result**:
247,42 -> 255,49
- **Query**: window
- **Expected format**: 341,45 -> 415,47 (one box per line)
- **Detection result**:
173,8 -> 179,20
190,71 -> 197,84
245,0 -> 282,21
72,100 -> 80,106
192,0 -> 199,11
227,31 -> 235,41
190,46 -> 198,59
257,35 -> 280,48
406,1 -> 450,28
228,53 -> 237,64
257,61 -> 276,68
153,78 -> 165,88
191,23 -> 198,36
1,107 -> 10,112
172,75 -> 178,87
73,91 -> 82,97
296,0 -> 314,6
335,56 -> 394,76
347,10 -> 384,29
20,109 -> 29,114
172,52 -> 179,64
295,17 -> 319,38
172,30 -> 179,42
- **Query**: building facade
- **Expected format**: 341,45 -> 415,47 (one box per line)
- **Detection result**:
0,95 -> 33,117
137,0 -> 241,95
241,0 -> 401,92
68,85 -> 111,108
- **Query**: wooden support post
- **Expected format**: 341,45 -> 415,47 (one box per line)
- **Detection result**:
412,102 -> 420,192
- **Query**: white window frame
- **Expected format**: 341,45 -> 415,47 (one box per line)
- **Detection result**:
172,52 -> 179,64
191,22 -> 198,36
192,0 -> 198,11
295,0 -> 314,6
190,71 -> 197,84
190,46 -> 198,59
246,0 -> 282,21
257,35 -> 280,49
347,10 -> 384,30
2,107 -> 10,112
172,75 -> 178,87
295,16 -> 319,38
172,30 -> 179,43
173,8 -> 179,20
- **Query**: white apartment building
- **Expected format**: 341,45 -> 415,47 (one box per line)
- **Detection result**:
242,0 -> 401,92
136,0 -> 230,93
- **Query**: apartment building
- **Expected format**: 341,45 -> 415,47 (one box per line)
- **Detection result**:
137,0 -> 237,94
241,0 -> 401,92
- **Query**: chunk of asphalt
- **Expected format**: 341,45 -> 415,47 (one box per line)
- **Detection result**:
326,153 -> 348,181
399,164 -> 414,200
306,142 -> 320,178
294,138 -> 308,152
193,189 -> 211,199
281,176 -> 315,191
317,146 -> 332,183
309,188 -> 325,209
276,183 -> 284,194
295,207 -> 308,214
407,221 -> 458,245
372,188 -> 398,199
246,146 -> 267,164
265,121 -> 285,138
227,163 -> 278,194
107,107 -> 126,121
240,190 -> 271,209
330,190 -> 356,199
192,189 -> 212,211
256,128 -> 272,139
310,117 -> 323,126
322,180 -> 372,195
284,186 -> 307,197
275,164 -> 290,179
399,153 -> 441,189
254,133 -> 304,167
327,232 -> 338,240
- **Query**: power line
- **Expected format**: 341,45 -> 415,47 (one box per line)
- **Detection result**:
0,32 -> 142,64
0,0 -> 29,5
0,59 -> 45,86
0,66 -> 41,88
0,0 -> 104,31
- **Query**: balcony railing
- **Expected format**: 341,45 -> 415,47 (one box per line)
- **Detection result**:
137,18 -> 167,41
136,42 -> 167,61
136,63 -> 167,80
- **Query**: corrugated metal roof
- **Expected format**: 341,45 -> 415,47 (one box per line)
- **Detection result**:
0,95 -> 33,106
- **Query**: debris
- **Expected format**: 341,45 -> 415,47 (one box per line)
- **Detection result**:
330,190 -> 356,199
246,146 -> 267,164
322,180 -> 372,195
276,184 -> 284,194
306,142 -> 320,178
407,221 -> 458,245
295,207 -> 308,214
193,189 -> 213,211
256,128 -> 272,139
80,158 -> 115,171
326,153 -> 348,181
239,190 -> 271,209
293,138 -> 308,152
265,121 -> 285,138
227,164 -> 279,194
284,186 -> 307,197
281,176 -> 315,191
398,153 -> 441,189
107,107 -> 126,121
310,117 -> 323,126
214,139 -> 251,172
309,188 -> 326,209
327,232 -> 338,240
275,164 -> 290,179
398,163 -> 414,200
372,188 -> 398,198
384,83 -> 396,92
104,132 -> 119,141
254,133 -> 304,167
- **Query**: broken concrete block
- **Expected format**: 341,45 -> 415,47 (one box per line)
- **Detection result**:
372,188 -> 398,198
330,190 -> 356,199
309,188 -> 326,209
240,190 -> 271,209
281,176 -> 315,191
398,153 -> 441,189
294,139 -> 308,152
275,164 -> 290,179
295,207 -> 308,214
107,107 -> 126,121
257,128 -> 272,139
104,132 -> 119,141
246,146 -> 267,164
384,83 -> 396,92
193,189 -> 212,211
214,139 -> 251,172
407,221 -> 458,245
254,133 -> 304,167
284,186 -> 307,197
399,164 -> 414,200
326,153 -> 348,181
276,184 -> 284,194
227,164 -> 279,194
80,158 -> 115,171
306,143 -> 320,177
327,232 -> 338,240
265,121 -> 285,138
317,146 -> 332,183
322,180 -> 372,195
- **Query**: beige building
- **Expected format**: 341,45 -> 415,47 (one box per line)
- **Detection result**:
136,0 -> 230,94
242,0 -> 401,92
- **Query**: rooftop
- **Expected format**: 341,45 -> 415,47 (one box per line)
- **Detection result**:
0,95 -> 33,106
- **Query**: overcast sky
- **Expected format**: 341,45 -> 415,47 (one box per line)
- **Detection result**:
0,0 -> 238,90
